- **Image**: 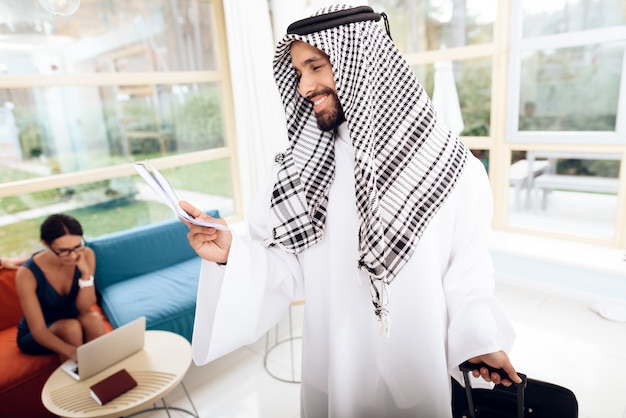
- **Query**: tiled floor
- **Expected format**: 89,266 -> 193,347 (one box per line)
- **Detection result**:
140,276 -> 626,418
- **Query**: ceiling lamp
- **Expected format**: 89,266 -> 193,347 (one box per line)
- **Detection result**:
38,0 -> 80,16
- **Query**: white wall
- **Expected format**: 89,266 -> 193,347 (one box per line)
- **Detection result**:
222,0 -> 288,216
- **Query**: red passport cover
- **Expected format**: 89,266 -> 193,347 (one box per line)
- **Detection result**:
89,368 -> 137,405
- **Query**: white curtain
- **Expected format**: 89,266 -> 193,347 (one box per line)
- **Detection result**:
223,0 -> 366,216
222,0 -> 288,216
432,60 -> 465,136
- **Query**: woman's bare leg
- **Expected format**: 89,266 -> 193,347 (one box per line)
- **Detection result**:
49,318 -> 83,360
79,310 -> 106,342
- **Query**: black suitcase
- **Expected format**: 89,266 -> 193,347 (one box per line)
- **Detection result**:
452,361 -> 578,418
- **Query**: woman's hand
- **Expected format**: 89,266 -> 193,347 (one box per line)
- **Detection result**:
65,345 -> 78,362
179,201 -> 232,263
75,252 -> 91,278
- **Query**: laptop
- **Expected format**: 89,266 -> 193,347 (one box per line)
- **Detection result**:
60,316 -> 146,381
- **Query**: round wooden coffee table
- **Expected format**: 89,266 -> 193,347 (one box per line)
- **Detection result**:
41,330 -> 197,418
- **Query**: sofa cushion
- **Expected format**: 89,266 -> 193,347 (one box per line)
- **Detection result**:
88,211 -> 219,341
88,218 -> 193,289
98,257 -> 202,341
0,306 -> 113,393
88,211 -> 218,291
0,269 -> 23,330
0,330 -> 58,418
0,326 -> 59,393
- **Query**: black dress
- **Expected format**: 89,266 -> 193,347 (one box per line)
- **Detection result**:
16,256 -> 80,355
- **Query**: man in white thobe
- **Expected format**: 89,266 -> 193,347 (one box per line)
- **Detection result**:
181,4 -> 521,417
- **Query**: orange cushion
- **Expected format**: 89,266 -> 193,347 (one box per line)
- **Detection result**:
93,305 -> 114,333
0,264 -> 113,405
0,326 -> 59,392
0,308 -> 112,391
0,269 -> 23,330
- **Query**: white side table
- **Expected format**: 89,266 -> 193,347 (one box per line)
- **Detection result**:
42,330 -> 197,418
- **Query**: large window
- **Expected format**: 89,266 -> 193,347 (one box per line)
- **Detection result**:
371,0 -> 500,184
372,0 -> 626,248
0,0 -> 239,256
371,0 -> 497,52
2,0 -> 626,255
518,42 -> 623,133
521,0 -> 626,37
506,0 -> 625,243
412,57 -> 492,137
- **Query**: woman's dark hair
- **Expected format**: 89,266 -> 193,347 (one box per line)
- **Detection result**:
40,214 -> 83,245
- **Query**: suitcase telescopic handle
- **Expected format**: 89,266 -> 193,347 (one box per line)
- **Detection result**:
458,361 -> 528,418
459,361 -> 527,386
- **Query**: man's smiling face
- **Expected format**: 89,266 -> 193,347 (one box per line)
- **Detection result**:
290,40 -> 346,131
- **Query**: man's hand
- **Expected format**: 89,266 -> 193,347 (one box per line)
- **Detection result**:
468,350 -> 522,387
179,201 -> 232,264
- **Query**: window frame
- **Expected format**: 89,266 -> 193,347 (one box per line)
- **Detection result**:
506,9 -> 626,145
499,0 -> 626,247
0,0 -> 242,225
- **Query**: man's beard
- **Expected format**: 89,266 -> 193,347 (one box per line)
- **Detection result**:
311,89 -> 346,132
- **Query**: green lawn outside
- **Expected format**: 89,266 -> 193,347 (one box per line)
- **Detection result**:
0,158 -> 233,257
0,201 -> 175,257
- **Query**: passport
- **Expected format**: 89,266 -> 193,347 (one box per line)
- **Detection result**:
89,368 -> 137,405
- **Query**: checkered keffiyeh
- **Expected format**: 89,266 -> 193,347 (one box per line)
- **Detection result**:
265,4 -> 469,334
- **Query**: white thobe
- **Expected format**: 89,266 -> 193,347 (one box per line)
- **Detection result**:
192,125 -> 516,417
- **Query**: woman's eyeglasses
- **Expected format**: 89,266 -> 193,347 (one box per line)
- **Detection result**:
50,241 -> 86,257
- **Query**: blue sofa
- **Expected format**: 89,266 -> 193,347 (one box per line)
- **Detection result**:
87,210 -> 218,341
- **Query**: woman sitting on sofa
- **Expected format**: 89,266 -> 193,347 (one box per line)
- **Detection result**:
15,213 -> 105,361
